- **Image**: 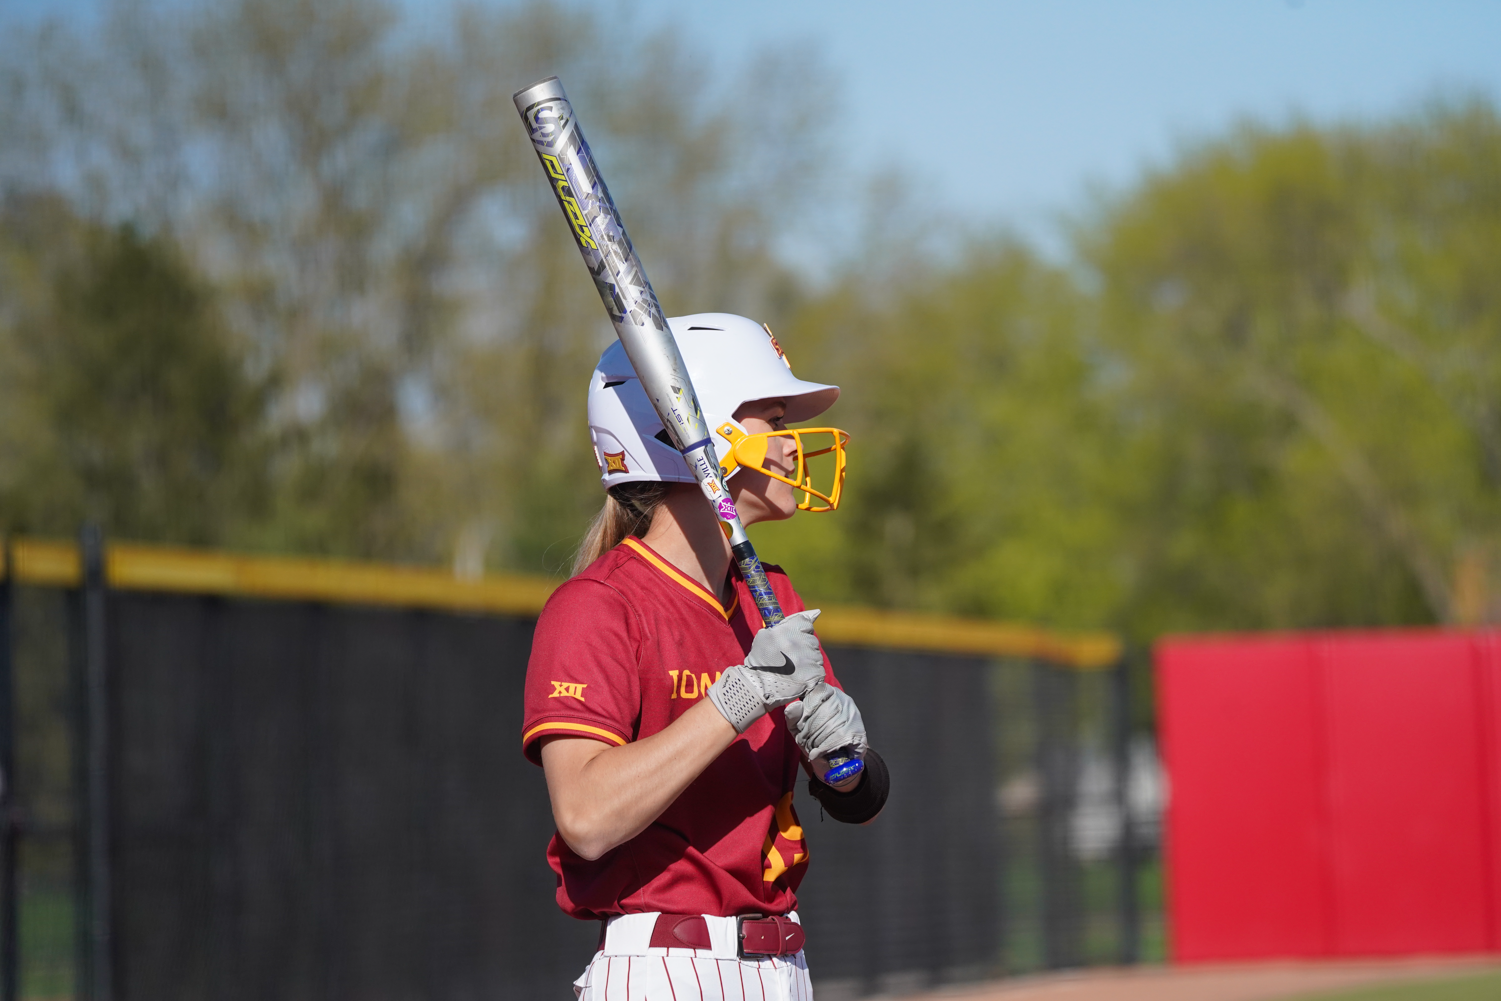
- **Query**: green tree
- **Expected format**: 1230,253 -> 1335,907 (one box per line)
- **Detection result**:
754,239 -> 1130,630
0,0 -> 834,571
0,199 -> 263,543
7,1 -> 1498,640
1087,101 -> 1501,630
760,100 -> 1501,637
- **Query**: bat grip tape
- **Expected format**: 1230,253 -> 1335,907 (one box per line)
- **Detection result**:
729,542 -> 865,784
730,541 -> 783,626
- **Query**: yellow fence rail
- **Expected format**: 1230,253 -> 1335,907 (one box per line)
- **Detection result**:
2,536 -> 1121,668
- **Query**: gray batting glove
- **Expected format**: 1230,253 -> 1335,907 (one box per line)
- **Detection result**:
782,681 -> 868,763
707,610 -> 827,733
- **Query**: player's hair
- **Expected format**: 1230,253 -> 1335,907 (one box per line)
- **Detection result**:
572,481 -> 672,576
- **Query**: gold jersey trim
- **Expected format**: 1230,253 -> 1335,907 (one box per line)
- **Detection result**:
522,720 -> 628,748
619,537 -> 736,622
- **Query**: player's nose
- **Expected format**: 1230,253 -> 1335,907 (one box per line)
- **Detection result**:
777,434 -> 798,469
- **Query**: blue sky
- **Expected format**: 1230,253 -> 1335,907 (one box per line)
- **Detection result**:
13,0 -> 1501,246
628,0 -> 1501,242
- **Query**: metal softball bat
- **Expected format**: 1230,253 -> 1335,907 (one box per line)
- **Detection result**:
512,76 -> 862,786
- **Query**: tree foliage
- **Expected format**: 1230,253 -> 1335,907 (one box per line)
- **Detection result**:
754,242 -> 1132,631
0,197 -> 263,543
1089,103 -> 1501,631
2,0 -> 1499,638
758,101 -> 1501,636
0,0 -> 831,567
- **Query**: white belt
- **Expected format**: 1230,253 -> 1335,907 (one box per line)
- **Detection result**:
600,911 -> 802,960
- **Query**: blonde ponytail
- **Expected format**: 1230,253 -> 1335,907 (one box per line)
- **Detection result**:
571,482 -> 671,576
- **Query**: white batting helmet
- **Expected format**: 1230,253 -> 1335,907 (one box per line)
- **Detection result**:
587,313 -> 840,490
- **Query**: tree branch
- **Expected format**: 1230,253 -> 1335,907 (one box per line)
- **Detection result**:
1246,365 -> 1453,620
1343,283 -> 1501,489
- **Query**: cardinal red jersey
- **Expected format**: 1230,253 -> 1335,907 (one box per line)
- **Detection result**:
522,536 -> 840,921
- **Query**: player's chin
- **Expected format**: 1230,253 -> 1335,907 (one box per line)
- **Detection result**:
763,501 -> 797,522
732,471 -> 795,523
734,487 -> 797,525
738,500 -> 795,527
765,488 -> 799,521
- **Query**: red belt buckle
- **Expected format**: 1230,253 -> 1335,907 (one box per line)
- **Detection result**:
737,914 -> 805,957
735,914 -> 755,958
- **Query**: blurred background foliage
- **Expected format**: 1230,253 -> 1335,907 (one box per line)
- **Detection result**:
1,0 -> 1499,644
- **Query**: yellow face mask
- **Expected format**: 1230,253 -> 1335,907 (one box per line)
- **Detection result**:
715,422 -> 850,512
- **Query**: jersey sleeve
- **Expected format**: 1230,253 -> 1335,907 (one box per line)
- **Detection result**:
522,577 -> 643,765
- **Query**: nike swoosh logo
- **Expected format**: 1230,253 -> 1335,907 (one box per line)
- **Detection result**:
758,653 -> 797,675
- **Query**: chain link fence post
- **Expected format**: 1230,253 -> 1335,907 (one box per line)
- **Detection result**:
1033,659 -> 1081,969
1,541 -> 17,1001
78,526 -> 113,1001
1112,652 -> 1140,964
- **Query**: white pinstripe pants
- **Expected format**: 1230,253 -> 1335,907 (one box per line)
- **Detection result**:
573,912 -> 815,1001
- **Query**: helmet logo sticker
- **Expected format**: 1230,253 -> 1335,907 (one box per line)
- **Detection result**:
762,322 -> 792,369
603,451 -> 629,474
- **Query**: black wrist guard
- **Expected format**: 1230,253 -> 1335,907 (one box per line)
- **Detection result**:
807,747 -> 889,824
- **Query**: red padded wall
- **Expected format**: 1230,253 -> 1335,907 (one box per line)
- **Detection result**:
1159,629 -> 1501,962
1480,634 -> 1501,952
1322,635 -> 1491,953
1160,638 -> 1329,960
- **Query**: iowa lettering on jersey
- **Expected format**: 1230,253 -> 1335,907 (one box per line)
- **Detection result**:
549,680 -> 588,701
667,670 -> 723,700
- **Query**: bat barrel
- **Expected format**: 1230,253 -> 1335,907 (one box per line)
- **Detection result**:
511,75 -> 779,606
512,76 -> 564,108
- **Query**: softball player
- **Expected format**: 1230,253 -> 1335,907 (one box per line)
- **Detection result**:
523,313 -> 889,1000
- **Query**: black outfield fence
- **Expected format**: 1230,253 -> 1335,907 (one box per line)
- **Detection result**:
0,533 -> 1159,1000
